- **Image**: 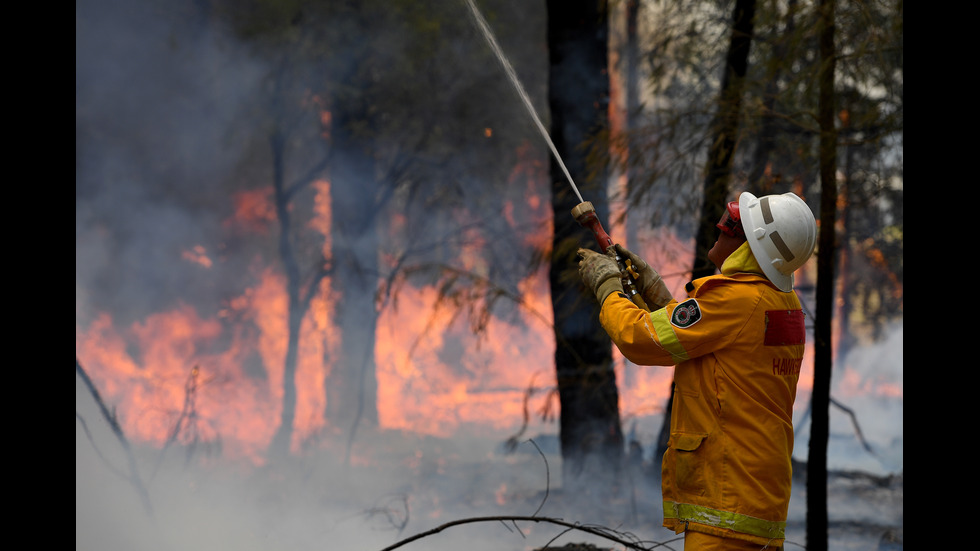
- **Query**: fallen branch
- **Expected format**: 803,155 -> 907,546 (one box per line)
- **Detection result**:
794,394 -> 877,456
151,364 -> 221,477
76,357 -> 155,517
378,515 -> 682,551
380,438 -> 678,551
829,397 -> 875,455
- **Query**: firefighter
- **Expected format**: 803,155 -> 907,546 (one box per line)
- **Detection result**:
577,191 -> 817,550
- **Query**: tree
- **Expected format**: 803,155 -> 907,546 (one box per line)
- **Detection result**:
546,0 -> 625,496
172,0 -> 341,460
316,1 -> 388,448
265,75 -> 334,459
808,0 -> 837,547
691,0 -> 756,280
650,0 -> 757,471
745,0 -> 800,197
216,0 -> 432,458
213,0 -> 553,460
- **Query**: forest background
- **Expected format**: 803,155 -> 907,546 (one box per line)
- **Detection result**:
76,0 -> 903,549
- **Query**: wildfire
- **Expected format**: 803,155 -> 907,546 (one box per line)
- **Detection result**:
227,188 -> 276,233
76,163 -> 887,470
375,273 -> 555,437
182,245 -> 213,268
77,171 -> 578,466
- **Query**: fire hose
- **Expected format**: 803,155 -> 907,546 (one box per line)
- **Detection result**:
464,0 -> 648,311
570,201 -> 650,311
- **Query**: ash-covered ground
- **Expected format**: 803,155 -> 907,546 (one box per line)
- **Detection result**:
77,324 -> 902,551
76,410 -> 902,551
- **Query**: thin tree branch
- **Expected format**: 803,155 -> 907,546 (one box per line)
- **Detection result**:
830,397 -> 875,455
378,515 -> 682,551
76,357 -> 155,517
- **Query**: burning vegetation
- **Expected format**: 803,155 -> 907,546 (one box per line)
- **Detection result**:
78,0 -> 901,549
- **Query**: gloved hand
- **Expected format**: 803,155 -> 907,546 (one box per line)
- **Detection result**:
614,243 -> 673,309
577,248 -> 624,306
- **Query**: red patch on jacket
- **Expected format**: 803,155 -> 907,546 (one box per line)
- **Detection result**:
764,310 -> 805,345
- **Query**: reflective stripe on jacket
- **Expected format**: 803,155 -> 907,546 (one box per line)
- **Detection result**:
598,242 -> 804,546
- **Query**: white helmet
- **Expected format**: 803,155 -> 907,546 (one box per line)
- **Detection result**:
738,191 -> 817,292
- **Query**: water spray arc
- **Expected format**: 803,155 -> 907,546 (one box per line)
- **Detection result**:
463,0 -> 648,310
463,0 -> 581,203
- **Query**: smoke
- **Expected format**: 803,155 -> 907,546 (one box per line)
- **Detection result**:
76,0 -> 267,327
793,320 -> 904,476
78,365 -> 657,551
78,336 -> 902,551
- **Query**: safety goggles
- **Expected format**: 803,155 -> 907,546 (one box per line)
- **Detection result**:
716,201 -> 745,238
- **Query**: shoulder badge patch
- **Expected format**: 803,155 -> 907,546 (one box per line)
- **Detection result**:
670,298 -> 702,329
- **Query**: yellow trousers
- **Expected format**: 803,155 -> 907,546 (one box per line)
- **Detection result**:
683,530 -> 783,551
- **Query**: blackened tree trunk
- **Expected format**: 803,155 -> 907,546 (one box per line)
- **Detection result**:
264,59 -> 332,461
746,0 -> 798,197
266,122 -> 330,459
656,0 -> 757,466
326,110 -> 381,449
624,0 -> 641,247
808,0 -> 837,548
546,0 -> 625,496
691,0 -> 757,280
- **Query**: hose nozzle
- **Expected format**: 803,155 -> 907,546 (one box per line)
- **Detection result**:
571,201 -> 613,253
572,201 -> 649,311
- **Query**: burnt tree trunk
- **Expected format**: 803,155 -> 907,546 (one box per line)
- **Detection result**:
267,123 -> 304,459
624,0 -> 640,247
808,0 -> 838,548
655,0 -> 756,468
265,64 -> 331,460
326,115 -> 381,441
691,0 -> 756,280
747,0 -> 798,197
546,0 -> 625,497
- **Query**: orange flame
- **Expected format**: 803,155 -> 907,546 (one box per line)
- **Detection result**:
181,245 -> 213,268
79,159 -> 891,470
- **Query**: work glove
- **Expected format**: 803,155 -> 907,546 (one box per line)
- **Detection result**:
577,248 -> 624,306
613,243 -> 673,310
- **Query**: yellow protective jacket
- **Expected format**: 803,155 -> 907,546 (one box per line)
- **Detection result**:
598,242 -> 805,546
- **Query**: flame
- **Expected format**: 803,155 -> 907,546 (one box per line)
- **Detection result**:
76,307 -> 275,463
495,483 -> 508,505
76,210 -> 819,466
77,147 -> 892,470
376,271 -> 555,437
227,187 -> 276,233
76,229 -> 863,468
182,245 -> 213,268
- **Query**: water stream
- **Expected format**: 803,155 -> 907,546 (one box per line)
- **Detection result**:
463,0 -> 583,203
